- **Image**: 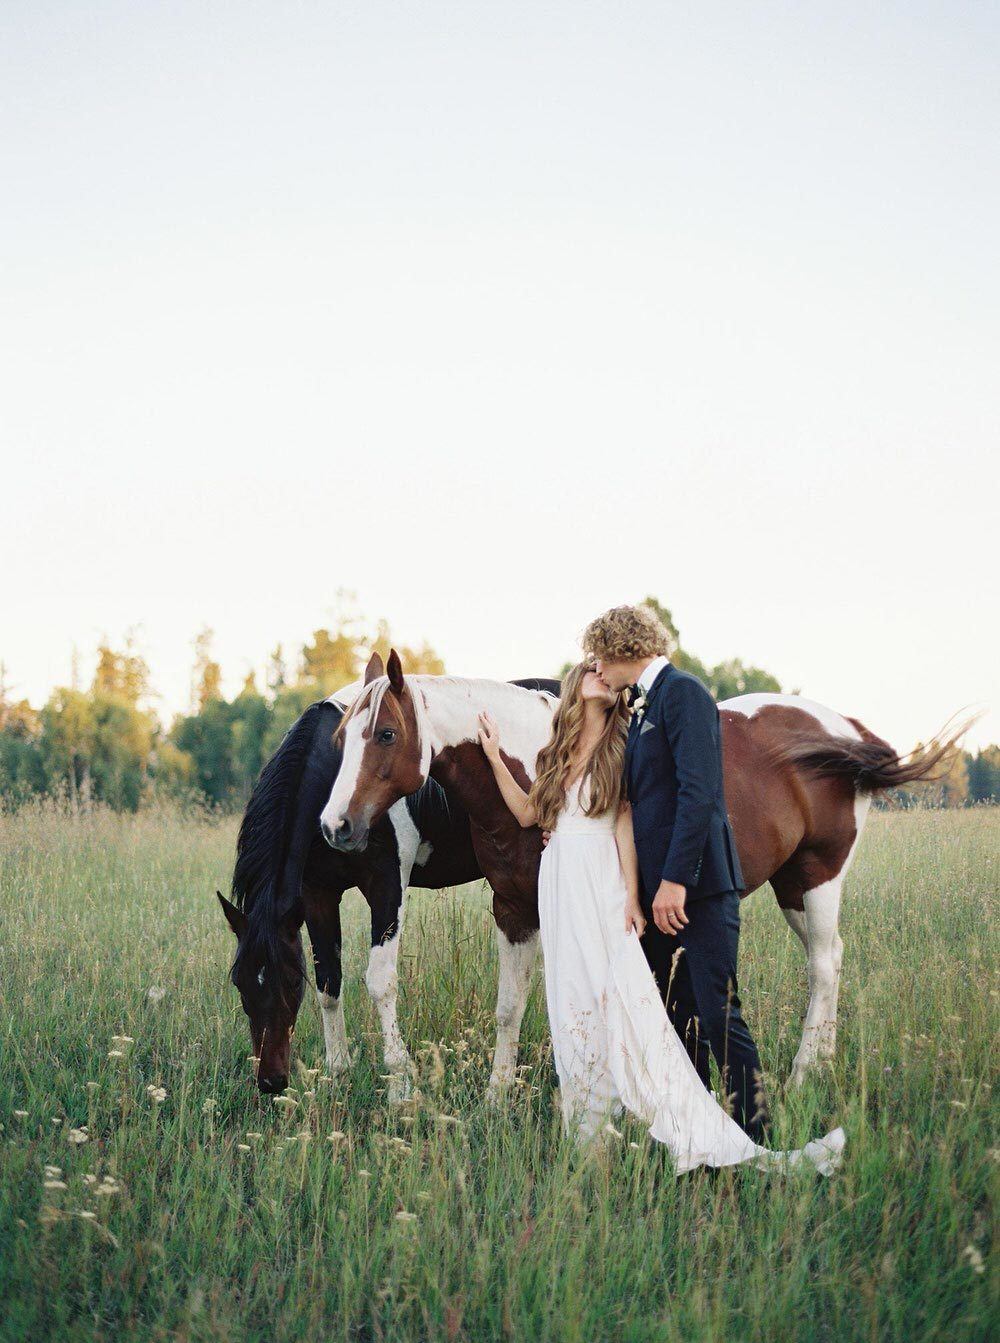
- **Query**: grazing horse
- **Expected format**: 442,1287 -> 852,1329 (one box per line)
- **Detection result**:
218,655 -> 559,1095
322,651 -> 967,1086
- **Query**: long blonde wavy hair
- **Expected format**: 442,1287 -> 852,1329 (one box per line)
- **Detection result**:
528,661 -> 630,832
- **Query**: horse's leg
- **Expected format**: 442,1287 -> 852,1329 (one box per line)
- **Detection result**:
488,923 -> 539,1096
787,795 -> 869,1086
303,883 -> 353,1076
366,896 -> 413,1102
788,874 -> 844,1086
364,801 -> 419,1103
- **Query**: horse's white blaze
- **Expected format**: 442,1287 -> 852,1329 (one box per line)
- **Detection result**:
316,989 -> 351,1073
488,930 -> 540,1093
789,792 -> 870,1086
721,692 -> 862,741
320,709 -> 370,835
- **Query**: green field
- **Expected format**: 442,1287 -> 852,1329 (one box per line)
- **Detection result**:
0,804 -> 996,1342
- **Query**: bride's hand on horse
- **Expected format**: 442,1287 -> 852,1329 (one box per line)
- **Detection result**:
478,711 -> 501,762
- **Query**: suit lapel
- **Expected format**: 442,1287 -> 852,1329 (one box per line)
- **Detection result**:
625,662 -> 673,784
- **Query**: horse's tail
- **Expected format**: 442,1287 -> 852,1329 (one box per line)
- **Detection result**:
232,700 -> 341,977
774,711 -> 980,794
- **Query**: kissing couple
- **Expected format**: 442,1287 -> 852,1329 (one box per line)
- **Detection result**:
477,604 -> 844,1176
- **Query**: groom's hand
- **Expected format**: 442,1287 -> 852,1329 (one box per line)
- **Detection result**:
652,880 -> 688,934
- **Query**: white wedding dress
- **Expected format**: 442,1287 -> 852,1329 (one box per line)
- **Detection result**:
538,776 -> 845,1176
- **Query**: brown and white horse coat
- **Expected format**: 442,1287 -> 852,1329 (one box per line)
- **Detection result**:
323,654 -> 964,1089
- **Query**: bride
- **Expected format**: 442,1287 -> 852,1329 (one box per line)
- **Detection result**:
478,660 -> 844,1176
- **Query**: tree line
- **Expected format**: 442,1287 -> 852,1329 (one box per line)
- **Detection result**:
0,615 -> 444,811
0,598 -> 995,812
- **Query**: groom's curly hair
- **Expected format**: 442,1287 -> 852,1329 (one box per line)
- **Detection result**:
583,604 -> 672,662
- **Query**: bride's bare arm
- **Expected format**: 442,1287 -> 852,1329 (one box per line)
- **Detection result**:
615,803 -> 647,935
477,711 -> 538,828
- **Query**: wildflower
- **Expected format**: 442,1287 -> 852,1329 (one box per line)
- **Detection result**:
13,1110 -> 28,1119
43,1180 -> 67,1191
950,1100 -> 968,1111
86,1082 -> 99,1092
107,1050 -> 124,1059
603,1122 -> 624,1140
629,1142 -> 640,1150
435,1114 -> 462,1127
82,1174 -> 98,1185
237,1144 -> 251,1153
110,1035 -> 134,1046
201,1098 -> 217,1115
75,1210 -> 97,1221
246,1131 -> 262,1142
272,1095 -> 297,1109
147,986 -> 166,1003
94,1178 -> 120,1197
395,1210 -> 418,1223
51,1117 -> 62,1125
68,1127 -> 89,1145
327,1131 -> 346,1144
44,1166 -> 63,1179
146,1086 -> 167,1103
962,1244 -> 985,1275
358,1168 -> 371,1179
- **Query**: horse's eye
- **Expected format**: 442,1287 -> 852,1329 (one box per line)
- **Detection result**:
257,968 -> 266,988
377,728 -> 396,745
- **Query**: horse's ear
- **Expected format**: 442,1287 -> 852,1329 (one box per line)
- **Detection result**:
364,651 -> 384,684
217,891 -> 248,939
386,649 -> 404,696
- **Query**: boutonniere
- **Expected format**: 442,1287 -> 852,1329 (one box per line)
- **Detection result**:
630,692 -> 648,722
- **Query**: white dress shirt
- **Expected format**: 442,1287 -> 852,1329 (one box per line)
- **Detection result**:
637,655 -> 670,695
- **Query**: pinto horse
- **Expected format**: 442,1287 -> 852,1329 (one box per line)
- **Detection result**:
322,651 -> 967,1087
218,656 -> 559,1095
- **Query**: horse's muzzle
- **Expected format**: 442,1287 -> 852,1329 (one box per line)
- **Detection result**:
321,815 -> 367,851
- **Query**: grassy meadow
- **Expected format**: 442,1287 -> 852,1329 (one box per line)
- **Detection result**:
0,803 -> 996,1342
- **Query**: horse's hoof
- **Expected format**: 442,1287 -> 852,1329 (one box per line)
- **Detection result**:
387,1071 -> 414,1104
486,1074 -> 513,1103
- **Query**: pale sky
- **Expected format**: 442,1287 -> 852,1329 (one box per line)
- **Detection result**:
2,2 -> 997,752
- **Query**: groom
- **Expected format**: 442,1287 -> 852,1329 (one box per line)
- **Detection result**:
584,604 -> 770,1142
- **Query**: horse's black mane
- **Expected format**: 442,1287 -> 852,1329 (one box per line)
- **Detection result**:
231,699 -> 340,988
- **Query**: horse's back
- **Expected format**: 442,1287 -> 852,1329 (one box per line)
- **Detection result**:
720,692 -> 861,742
718,693 -> 865,894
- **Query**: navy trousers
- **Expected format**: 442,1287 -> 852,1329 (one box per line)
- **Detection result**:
639,889 -> 770,1142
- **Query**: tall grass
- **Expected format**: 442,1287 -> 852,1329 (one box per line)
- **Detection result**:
0,802 -> 996,1341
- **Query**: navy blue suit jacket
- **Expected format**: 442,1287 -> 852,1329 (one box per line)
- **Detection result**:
625,663 -> 746,908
